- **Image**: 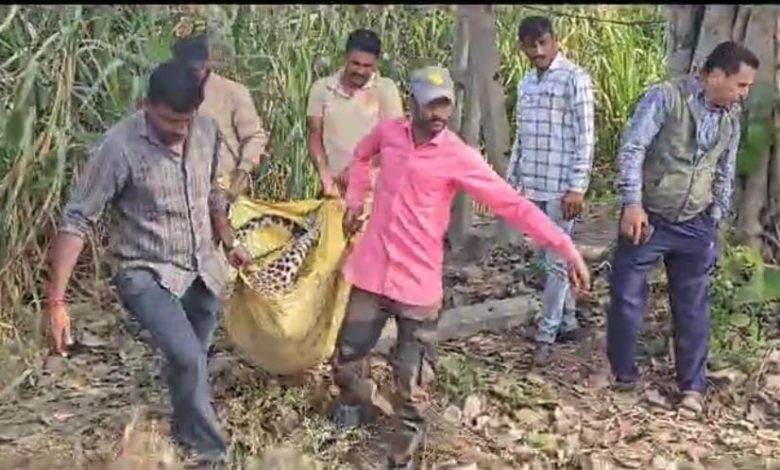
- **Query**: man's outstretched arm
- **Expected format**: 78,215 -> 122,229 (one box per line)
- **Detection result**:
455,151 -> 591,290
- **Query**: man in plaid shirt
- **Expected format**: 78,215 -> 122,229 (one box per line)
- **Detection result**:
505,16 -> 595,365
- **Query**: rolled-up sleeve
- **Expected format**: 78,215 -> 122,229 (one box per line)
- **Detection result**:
60,137 -> 129,238
233,84 -> 268,172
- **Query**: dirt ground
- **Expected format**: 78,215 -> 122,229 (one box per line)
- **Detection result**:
2,202 -> 780,469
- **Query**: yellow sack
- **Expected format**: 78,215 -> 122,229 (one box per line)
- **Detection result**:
223,197 -> 352,375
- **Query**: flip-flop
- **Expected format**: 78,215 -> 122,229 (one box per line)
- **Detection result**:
678,391 -> 704,417
387,459 -> 415,470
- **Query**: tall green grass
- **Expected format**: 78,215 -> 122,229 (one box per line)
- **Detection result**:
0,5 -> 665,339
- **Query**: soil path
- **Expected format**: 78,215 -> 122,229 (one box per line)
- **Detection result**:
2,203 -> 780,469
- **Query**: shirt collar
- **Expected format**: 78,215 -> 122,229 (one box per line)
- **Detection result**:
547,52 -> 566,72
402,118 -> 449,148
533,52 -> 566,81
137,111 -> 161,145
691,76 -> 734,113
326,67 -> 379,96
136,111 -> 186,157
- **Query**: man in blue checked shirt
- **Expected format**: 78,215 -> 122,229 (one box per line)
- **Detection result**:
505,16 -> 595,366
609,41 -> 758,417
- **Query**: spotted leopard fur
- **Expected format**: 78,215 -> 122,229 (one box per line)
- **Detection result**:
234,214 -> 299,241
228,213 -> 321,297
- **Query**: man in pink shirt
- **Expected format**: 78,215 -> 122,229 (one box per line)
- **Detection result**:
332,65 -> 590,469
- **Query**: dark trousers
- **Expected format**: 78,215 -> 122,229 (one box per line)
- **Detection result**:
114,268 -> 227,455
332,288 -> 439,465
607,210 -> 718,393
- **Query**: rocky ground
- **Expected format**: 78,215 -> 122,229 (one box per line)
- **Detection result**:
2,202 -> 780,469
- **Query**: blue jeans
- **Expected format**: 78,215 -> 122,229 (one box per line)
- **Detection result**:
607,210 -> 718,392
113,268 -> 227,455
532,198 -> 577,344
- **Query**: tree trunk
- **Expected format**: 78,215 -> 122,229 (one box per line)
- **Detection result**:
667,6 -> 780,257
447,7 -> 478,249
467,5 -> 511,176
666,6 -> 703,77
447,5 -> 512,249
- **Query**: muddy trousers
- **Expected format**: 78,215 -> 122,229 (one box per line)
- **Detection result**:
333,288 -> 439,465
607,210 -> 718,393
113,268 -> 227,456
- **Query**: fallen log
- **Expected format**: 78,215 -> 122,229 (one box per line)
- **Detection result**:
376,294 -> 541,354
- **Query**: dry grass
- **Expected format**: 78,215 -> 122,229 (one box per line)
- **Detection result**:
109,408 -> 179,470
107,407 -> 326,470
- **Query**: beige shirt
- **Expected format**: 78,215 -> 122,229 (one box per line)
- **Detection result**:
307,69 -> 404,176
60,111 -> 229,297
199,72 -> 268,178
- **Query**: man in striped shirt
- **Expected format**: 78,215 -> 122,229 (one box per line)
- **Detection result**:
505,16 -> 596,366
44,60 -> 250,465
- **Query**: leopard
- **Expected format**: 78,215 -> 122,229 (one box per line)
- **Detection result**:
227,212 -> 321,298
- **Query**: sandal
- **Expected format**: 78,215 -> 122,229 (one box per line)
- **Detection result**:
387,458 -> 415,470
678,390 -> 704,418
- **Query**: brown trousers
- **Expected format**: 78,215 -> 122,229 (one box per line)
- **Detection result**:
332,287 -> 439,464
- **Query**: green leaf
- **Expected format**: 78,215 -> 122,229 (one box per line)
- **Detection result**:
745,82 -> 777,120
4,107 -> 29,150
737,120 -> 774,176
730,313 -> 751,329
145,34 -> 172,64
759,266 -> 780,301
129,74 -> 144,107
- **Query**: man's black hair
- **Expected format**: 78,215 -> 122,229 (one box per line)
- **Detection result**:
345,28 -> 381,57
146,60 -> 203,113
172,33 -> 210,64
518,16 -> 554,42
702,41 -> 760,76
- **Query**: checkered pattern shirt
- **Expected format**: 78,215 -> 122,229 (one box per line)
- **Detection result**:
60,111 -> 229,297
505,53 -> 595,201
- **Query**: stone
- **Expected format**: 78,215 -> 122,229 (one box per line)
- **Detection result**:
463,394 -> 483,423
